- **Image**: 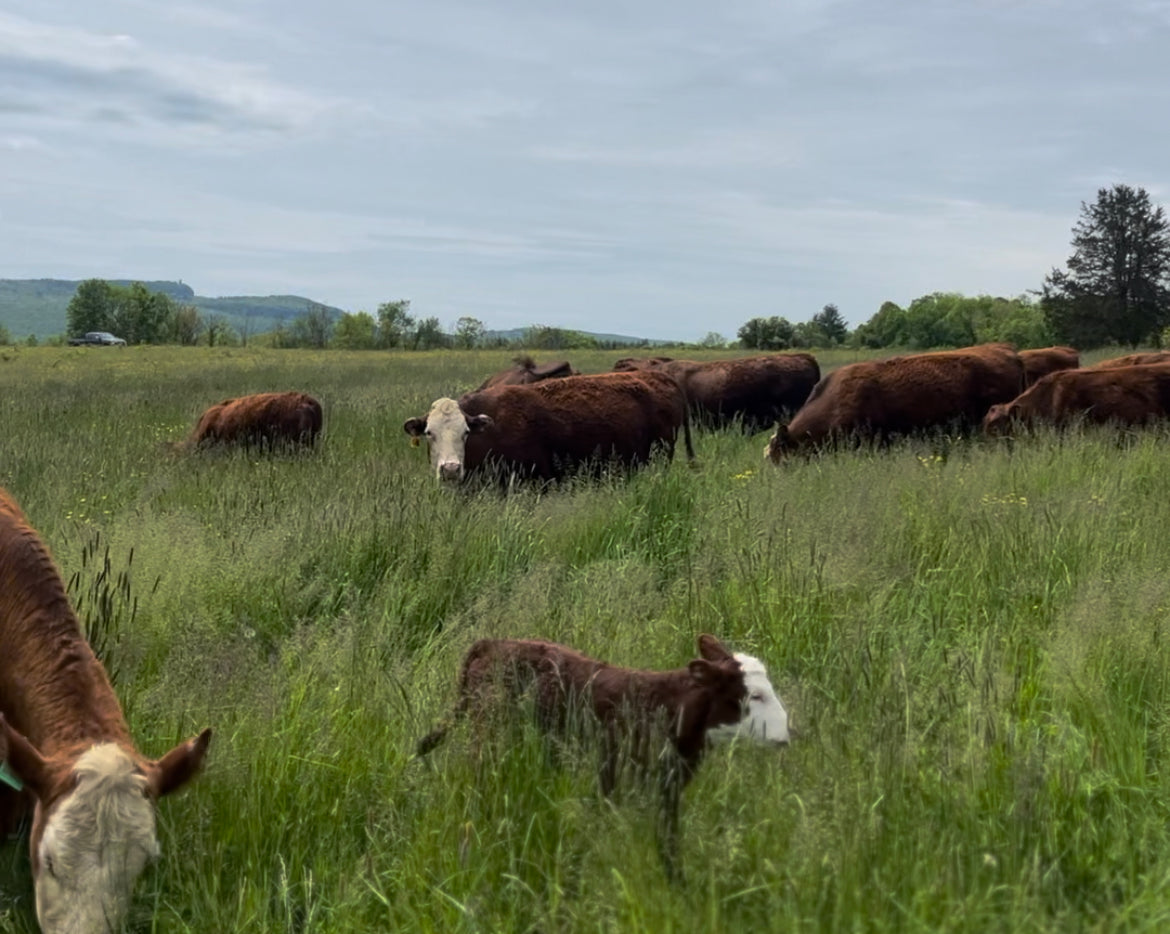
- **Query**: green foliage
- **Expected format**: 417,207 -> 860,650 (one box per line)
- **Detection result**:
66,278 -> 118,336
854,294 -> 1050,349
524,324 -> 600,350
737,315 -> 795,349
331,311 -> 377,350
410,316 -> 450,350
376,299 -> 414,348
1042,184 -> 1170,348
0,323 -> 11,346
289,303 -> 334,349
453,316 -> 486,349
699,331 -> 727,348
170,304 -> 203,346
0,347 -> 1169,930
812,303 -> 849,345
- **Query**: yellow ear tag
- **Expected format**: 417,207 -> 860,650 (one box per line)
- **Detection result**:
411,437 -> 420,447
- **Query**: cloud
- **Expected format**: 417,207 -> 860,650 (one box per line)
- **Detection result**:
0,12 -> 355,139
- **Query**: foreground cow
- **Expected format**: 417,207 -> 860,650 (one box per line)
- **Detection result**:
183,391 -> 322,449
1091,351 -> 1170,369
416,634 -> 789,877
766,343 -> 1024,460
982,363 -> 1170,434
614,354 -> 820,432
475,355 -> 579,391
1019,346 -> 1080,385
0,488 -> 211,934
405,371 -> 694,483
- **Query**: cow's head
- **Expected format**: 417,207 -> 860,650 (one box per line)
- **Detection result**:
0,717 -> 211,934
404,397 -> 493,483
691,635 -> 790,746
981,402 -> 1016,436
764,423 -> 793,463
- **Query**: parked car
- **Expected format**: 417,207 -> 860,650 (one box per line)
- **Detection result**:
68,331 -> 127,346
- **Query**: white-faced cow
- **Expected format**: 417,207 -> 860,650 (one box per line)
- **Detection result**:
415,634 -> 789,877
0,488 -> 211,934
404,370 -> 694,483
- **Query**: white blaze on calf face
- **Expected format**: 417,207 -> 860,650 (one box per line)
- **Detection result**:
35,744 -> 159,934
707,653 -> 790,745
404,397 -> 492,483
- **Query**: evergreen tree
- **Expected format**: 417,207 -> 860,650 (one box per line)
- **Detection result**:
1042,184 -> 1170,347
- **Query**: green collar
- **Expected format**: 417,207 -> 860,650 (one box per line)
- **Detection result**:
0,761 -> 23,791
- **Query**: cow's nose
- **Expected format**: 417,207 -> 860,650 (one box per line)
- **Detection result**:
438,461 -> 463,482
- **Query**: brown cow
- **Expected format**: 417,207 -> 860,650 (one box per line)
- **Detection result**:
183,391 -> 322,449
765,343 -> 1024,461
614,354 -> 820,432
1019,346 -> 1080,385
476,355 -> 579,391
415,634 -> 789,878
405,370 -> 695,483
1091,351 -> 1170,369
0,488 -> 210,934
983,363 -> 1170,434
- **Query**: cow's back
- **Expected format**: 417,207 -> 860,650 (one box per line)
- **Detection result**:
459,371 -> 687,479
786,344 -> 1023,444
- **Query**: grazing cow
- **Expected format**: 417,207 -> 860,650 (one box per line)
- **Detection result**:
183,391 -> 322,450
1019,346 -> 1080,385
0,488 -> 210,934
982,363 -> 1170,435
1091,351 -> 1170,369
405,370 -> 695,483
765,343 -> 1024,461
475,355 -> 579,391
415,634 -> 789,877
613,354 -> 820,432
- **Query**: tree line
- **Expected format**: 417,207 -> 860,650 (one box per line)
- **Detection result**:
738,184 -> 1170,351
13,182 -> 1163,352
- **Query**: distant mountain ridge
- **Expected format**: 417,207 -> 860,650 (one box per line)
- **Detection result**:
0,278 -> 345,338
0,278 -> 670,346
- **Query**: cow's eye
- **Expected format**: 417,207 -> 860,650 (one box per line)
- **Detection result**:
749,691 -> 765,703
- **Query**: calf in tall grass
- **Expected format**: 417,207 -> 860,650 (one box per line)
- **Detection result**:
180,391 -> 322,450
0,487 -> 211,934
416,634 -> 789,878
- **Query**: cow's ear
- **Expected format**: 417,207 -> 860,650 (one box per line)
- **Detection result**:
468,414 -> 493,433
0,715 -> 52,798
697,634 -> 733,663
146,728 -> 212,799
688,659 -> 718,686
403,417 -> 427,438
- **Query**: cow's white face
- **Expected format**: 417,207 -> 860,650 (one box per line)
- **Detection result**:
404,397 -> 492,482
35,744 -> 160,934
707,653 -> 790,745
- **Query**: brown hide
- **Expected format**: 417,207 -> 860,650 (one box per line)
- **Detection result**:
187,391 -> 322,449
767,343 -> 1024,459
983,363 -> 1170,434
456,370 -> 694,480
614,354 -> 820,432
1019,346 -> 1080,385
476,356 -> 579,391
1091,351 -> 1170,369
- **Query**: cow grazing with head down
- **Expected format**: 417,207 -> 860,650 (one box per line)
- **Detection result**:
0,488 -> 211,934
1019,346 -> 1080,385
765,342 -> 1024,461
614,354 -> 820,433
475,355 -> 579,391
415,634 -> 789,878
405,370 -> 695,483
1091,351 -> 1170,369
183,391 -> 322,450
983,363 -> 1170,435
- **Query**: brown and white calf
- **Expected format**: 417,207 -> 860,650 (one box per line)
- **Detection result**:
416,634 -> 789,877
0,488 -> 211,934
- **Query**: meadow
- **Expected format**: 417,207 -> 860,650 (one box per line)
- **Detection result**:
2,344 -> 1170,933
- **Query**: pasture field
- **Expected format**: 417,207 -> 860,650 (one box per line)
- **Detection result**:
2,345 -> 1170,932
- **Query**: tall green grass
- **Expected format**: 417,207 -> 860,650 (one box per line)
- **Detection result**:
1,346 -> 1169,931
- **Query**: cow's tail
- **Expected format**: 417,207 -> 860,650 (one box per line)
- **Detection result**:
415,650 -> 480,758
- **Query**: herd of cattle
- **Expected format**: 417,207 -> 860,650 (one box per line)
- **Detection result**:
4,343 -> 1170,930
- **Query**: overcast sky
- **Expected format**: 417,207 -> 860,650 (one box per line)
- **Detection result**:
3,1 -> 1169,341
